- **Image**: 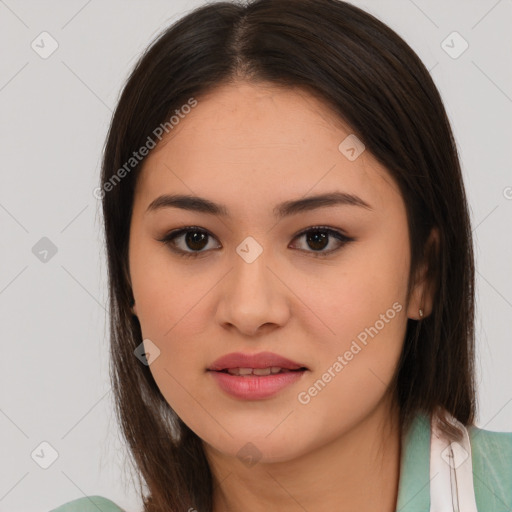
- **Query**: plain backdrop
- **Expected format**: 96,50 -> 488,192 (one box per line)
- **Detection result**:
0,0 -> 511,510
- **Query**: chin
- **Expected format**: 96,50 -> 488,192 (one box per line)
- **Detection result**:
199,426 -> 312,465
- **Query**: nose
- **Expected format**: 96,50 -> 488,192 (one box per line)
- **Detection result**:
214,246 -> 291,337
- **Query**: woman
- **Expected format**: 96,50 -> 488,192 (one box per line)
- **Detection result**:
51,0 -> 512,510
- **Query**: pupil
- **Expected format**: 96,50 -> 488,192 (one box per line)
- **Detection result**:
186,231 -> 208,250
307,231 -> 328,251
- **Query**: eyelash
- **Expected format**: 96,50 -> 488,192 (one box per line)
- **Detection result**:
157,225 -> 354,259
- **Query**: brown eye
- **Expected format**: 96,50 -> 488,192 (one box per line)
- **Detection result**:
290,227 -> 354,257
305,230 -> 329,251
158,227 -> 220,258
182,230 -> 209,251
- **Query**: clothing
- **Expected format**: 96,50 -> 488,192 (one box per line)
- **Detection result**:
50,495 -> 123,511
50,409 -> 512,512
397,410 -> 512,511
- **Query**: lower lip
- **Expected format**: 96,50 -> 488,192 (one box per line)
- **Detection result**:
208,370 -> 307,400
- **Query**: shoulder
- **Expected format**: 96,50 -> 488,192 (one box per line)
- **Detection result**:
468,424 -> 512,510
50,495 -> 125,512
469,424 -> 512,462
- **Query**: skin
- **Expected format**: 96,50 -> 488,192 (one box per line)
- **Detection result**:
128,81 -> 436,512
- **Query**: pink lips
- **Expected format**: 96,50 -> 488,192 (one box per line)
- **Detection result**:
208,351 -> 306,371
207,351 -> 308,400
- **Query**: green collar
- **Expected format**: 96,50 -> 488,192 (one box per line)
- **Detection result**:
395,411 -> 431,511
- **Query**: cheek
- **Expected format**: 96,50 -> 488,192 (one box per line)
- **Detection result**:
130,253 -> 216,416
300,231 -> 409,399
130,253 -> 212,412
302,282 -> 407,408
291,272 -> 407,454
130,237 -> 200,334
306,243 -> 408,349
135,302 -> 213,431
135,284 -> 209,372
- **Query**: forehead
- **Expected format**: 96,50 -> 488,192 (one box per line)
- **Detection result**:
134,82 -> 401,216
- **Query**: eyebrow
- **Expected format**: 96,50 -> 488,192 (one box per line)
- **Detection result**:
145,191 -> 373,218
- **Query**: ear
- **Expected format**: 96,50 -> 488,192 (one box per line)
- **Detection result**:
406,227 -> 439,320
130,300 -> 138,317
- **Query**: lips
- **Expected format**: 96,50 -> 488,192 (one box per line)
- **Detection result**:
207,351 -> 309,399
207,351 -> 308,373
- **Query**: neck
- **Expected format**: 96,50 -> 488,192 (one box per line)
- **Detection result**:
207,397 -> 402,512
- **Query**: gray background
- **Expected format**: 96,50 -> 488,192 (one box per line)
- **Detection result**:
0,0 -> 511,510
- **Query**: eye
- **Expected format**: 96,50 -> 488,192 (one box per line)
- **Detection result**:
157,225 -> 354,258
157,226 -> 220,259
289,226 -> 354,256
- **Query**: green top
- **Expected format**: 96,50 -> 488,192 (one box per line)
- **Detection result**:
50,495 -> 124,511
50,411 -> 512,512
396,411 -> 512,511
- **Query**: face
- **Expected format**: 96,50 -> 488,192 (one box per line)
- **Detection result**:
128,81 -> 428,464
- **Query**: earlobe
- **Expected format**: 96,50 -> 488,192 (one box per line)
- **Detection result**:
407,273 -> 430,320
407,227 -> 440,320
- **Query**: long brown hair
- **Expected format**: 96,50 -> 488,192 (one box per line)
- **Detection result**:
100,0 -> 477,509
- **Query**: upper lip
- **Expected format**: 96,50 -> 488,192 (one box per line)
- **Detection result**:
208,351 -> 308,371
